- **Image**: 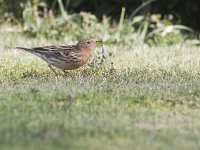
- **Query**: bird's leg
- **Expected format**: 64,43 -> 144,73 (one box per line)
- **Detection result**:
48,64 -> 59,76
62,69 -> 70,76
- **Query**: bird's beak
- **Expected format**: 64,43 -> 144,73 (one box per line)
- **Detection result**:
95,40 -> 103,43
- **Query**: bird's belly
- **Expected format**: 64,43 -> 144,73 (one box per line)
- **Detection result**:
51,61 -> 86,70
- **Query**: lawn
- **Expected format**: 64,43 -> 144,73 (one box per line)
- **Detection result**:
1,31 -> 200,150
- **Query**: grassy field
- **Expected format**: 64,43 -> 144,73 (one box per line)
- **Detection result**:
1,31 -> 200,150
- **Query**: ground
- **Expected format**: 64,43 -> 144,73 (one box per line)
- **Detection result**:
1,31 -> 200,150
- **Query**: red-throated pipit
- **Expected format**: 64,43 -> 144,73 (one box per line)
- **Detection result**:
16,39 -> 102,75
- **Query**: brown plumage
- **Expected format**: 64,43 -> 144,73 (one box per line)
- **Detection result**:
15,39 -> 102,75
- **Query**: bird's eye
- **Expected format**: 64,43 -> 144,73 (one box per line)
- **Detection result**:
86,41 -> 91,44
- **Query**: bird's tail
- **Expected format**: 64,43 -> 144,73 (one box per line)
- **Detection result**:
15,47 -> 48,62
15,47 -> 33,53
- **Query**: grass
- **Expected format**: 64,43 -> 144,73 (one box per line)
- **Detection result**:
1,31 -> 200,150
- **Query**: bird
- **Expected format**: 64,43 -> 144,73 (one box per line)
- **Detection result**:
15,39 -> 102,75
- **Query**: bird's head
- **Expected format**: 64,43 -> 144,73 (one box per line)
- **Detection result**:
76,39 -> 102,51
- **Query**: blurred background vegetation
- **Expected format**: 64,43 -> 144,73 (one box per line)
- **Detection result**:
0,0 -> 200,46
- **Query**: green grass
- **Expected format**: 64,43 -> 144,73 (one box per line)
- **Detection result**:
1,31 -> 200,150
